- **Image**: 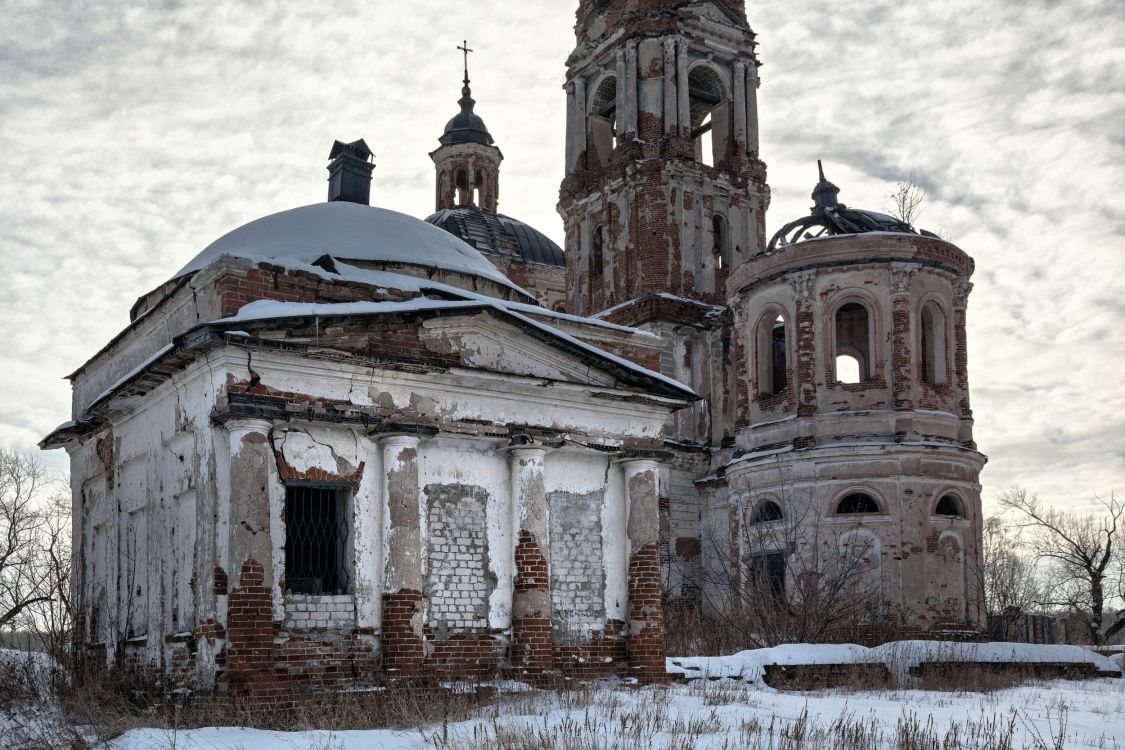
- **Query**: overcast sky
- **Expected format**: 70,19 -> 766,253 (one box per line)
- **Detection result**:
1,0 -> 1122,514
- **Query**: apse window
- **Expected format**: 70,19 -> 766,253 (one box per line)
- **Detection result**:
920,301 -> 947,385
757,313 -> 788,396
935,495 -> 963,518
836,492 -> 880,515
834,302 -> 872,383
285,484 -> 352,595
751,501 -> 783,524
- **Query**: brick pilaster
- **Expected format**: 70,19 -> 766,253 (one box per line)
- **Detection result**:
379,435 -> 424,670
622,459 -> 667,683
508,446 -> 554,675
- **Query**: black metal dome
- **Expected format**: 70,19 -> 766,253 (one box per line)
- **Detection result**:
425,207 -> 564,267
767,162 -> 936,252
440,83 -> 494,147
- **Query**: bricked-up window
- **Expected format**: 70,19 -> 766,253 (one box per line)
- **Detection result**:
284,484 -> 351,595
935,495 -> 963,518
591,224 -> 605,279
920,301 -> 948,385
588,75 -> 618,166
836,492 -> 880,515
756,313 -> 788,396
834,302 -> 873,383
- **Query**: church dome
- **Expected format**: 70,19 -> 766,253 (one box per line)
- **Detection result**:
425,207 -> 565,267
174,201 -> 522,292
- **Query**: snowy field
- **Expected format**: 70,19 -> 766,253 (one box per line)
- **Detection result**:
103,677 -> 1125,750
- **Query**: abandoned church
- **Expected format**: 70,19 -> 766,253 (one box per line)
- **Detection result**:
42,0 -> 985,695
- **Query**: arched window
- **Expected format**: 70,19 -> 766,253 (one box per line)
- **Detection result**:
473,170 -> 485,208
935,495 -> 963,518
588,76 -> 618,166
554,303 -> 567,314
455,169 -> 471,206
836,492 -> 880,515
752,501 -> 783,524
712,214 -> 730,271
688,66 -> 727,167
835,302 -> 872,383
756,312 -> 788,397
591,225 -> 605,279
920,301 -> 947,385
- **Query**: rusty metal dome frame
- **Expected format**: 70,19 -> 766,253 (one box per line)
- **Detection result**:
767,162 -> 934,253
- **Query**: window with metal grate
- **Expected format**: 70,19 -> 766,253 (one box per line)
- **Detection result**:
284,485 -> 351,595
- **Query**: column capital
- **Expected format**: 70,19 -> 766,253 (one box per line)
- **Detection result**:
224,417 -> 272,435
377,433 -> 422,451
501,435 -> 550,459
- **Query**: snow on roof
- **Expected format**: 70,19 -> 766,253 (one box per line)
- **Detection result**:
257,257 -> 658,339
173,202 -> 524,292
215,298 -> 695,399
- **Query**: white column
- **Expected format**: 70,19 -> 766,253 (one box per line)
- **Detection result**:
379,433 -> 424,668
224,417 -> 277,602
746,65 -> 760,155
733,61 -> 747,150
677,39 -> 691,137
352,433 -> 383,633
508,445 -> 553,671
663,37 -> 678,134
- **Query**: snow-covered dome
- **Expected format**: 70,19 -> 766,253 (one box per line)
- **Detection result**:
174,201 -> 521,292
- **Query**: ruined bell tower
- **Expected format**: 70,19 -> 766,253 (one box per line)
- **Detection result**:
558,0 -> 772,598
559,0 -> 769,317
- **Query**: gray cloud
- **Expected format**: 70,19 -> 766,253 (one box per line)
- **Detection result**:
1,0 -> 1122,512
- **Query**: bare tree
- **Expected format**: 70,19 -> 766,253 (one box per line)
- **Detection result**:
977,515 -> 1042,639
999,488 -> 1124,644
0,450 -> 73,661
887,176 -> 926,227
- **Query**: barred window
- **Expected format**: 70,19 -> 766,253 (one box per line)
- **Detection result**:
284,485 -> 351,595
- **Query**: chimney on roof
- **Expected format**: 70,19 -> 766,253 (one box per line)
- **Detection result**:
327,139 -> 375,205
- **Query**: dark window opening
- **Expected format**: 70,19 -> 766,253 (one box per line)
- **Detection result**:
835,302 -> 872,383
589,76 -> 619,165
285,485 -> 350,595
752,501 -> 783,524
837,492 -> 880,515
750,552 -> 786,600
770,316 -> 787,395
921,302 -> 947,385
935,495 -> 963,518
758,313 -> 788,397
591,224 -> 605,279
712,214 -> 730,270
455,169 -> 471,206
689,66 -> 726,167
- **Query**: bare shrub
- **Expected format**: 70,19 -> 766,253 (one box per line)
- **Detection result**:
676,494 -> 898,653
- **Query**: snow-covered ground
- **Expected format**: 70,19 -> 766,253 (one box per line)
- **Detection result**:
104,677 -> 1125,750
